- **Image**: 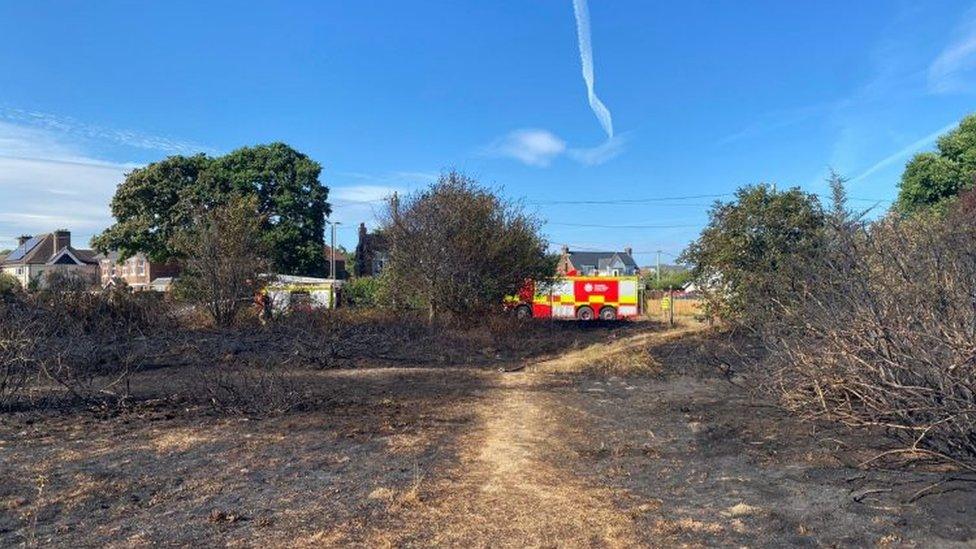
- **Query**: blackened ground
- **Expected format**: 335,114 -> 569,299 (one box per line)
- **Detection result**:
1,322 -> 974,547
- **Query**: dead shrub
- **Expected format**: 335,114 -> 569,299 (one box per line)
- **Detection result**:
190,359 -> 307,416
767,202 -> 976,467
0,287 -> 174,410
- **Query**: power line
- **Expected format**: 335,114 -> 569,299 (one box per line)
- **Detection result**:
330,192 -> 894,209
527,193 -> 731,205
546,222 -> 702,229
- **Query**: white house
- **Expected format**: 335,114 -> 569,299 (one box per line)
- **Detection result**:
1,230 -> 99,288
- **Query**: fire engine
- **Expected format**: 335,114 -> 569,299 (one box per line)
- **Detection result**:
508,275 -> 641,320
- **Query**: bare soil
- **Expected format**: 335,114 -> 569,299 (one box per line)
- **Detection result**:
2,322 -> 974,547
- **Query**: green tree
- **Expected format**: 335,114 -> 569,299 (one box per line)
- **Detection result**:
896,114 -> 976,214
645,268 -> 691,291
208,143 -> 330,276
681,184 -> 825,323
92,154 -> 210,261
383,171 -> 554,322
93,143 -> 330,276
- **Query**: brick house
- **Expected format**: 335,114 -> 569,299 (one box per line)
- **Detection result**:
556,246 -> 639,277
354,223 -> 389,277
97,251 -> 181,291
323,245 -> 350,279
1,230 -> 99,288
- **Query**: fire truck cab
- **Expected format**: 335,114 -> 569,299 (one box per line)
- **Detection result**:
510,275 -> 641,320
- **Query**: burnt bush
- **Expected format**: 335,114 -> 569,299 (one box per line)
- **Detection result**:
765,197 -> 976,467
0,287 -> 174,409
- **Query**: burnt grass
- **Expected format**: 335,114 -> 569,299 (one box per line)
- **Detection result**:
1,321 -> 975,546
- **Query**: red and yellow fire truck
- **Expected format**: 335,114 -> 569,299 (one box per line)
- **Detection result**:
508,275 -> 641,320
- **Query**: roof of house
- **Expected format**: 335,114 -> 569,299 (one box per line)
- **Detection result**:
323,245 -> 347,261
2,234 -> 97,266
47,247 -> 98,266
567,251 -> 638,269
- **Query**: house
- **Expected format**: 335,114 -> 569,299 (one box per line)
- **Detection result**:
1,230 -> 99,288
556,246 -> 639,277
323,245 -> 350,279
96,251 -> 181,291
354,223 -> 389,277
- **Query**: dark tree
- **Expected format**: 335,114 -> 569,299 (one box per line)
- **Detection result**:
382,171 -> 554,321
681,184 -> 825,324
93,143 -> 329,276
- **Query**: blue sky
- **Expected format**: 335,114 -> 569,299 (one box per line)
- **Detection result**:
2,1 -> 976,265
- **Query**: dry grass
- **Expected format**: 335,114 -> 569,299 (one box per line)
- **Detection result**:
534,322 -> 706,375
645,298 -> 702,321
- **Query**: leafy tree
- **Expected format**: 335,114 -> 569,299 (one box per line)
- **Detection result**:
681,184 -> 825,323
645,267 -> 691,291
207,143 -> 330,276
382,171 -> 554,322
93,143 -> 330,276
171,196 -> 269,327
896,114 -> 976,214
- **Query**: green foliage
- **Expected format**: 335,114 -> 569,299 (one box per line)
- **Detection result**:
342,276 -> 383,307
0,272 -> 20,295
383,171 -> 555,321
681,184 -> 825,323
93,143 -> 329,276
896,114 -> 976,214
645,268 -> 691,291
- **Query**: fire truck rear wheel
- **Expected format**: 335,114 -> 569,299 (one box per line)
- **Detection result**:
514,305 -> 532,319
576,305 -> 595,321
598,306 -> 617,321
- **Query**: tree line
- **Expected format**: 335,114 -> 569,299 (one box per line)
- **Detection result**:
0,142 -> 551,326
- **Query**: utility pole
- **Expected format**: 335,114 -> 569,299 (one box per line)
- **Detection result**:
328,221 -> 341,309
656,250 -> 661,284
329,221 -> 341,279
668,285 -> 674,328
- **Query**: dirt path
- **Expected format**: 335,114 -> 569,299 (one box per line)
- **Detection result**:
383,369 -> 638,547
385,328 -> 712,547
466,372 -> 636,545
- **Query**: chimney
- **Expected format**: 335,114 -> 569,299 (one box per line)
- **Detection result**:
624,247 -> 633,257
561,245 -> 569,255
53,229 -> 71,253
17,235 -> 32,247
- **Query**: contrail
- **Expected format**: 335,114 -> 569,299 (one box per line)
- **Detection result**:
572,0 -> 614,138
850,121 -> 958,183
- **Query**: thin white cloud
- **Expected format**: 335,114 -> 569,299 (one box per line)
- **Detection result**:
929,10 -> 976,93
0,107 -> 209,155
331,184 -> 401,204
482,128 -> 627,167
572,0 -> 614,138
327,183 -> 411,236
0,122 -> 131,249
849,120 -> 958,183
482,129 -> 567,167
569,134 -> 628,166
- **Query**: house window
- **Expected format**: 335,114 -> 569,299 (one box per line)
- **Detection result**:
16,267 -> 23,275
